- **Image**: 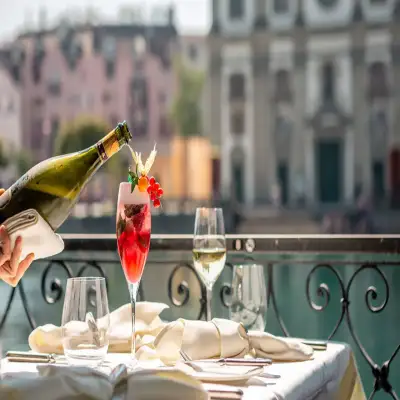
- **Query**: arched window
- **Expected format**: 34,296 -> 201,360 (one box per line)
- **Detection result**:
273,0 -> 289,13
229,74 -> 245,100
368,62 -> 388,100
275,70 -> 292,102
229,0 -> 244,20
321,62 -> 335,103
370,109 -> 388,137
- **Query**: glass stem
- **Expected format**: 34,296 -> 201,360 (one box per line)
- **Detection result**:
206,287 -> 213,321
129,283 -> 139,359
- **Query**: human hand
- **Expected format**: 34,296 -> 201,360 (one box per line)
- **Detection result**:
0,188 -> 35,286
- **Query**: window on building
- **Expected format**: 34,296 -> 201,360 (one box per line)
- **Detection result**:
229,0 -> 244,20
370,110 -> 388,137
159,115 -> 172,138
102,91 -> 112,104
321,62 -> 335,103
230,109 -> 245,135
273,0 -> 290,13
188,44 -> 198,62
31,118 -> 43,150
105,60 -> 115,79
229,74 -> 245,101
368,62 -> 389,100
7,98 -> 15,113
275,70 -> 292,102
48,117 -> 60,156
275,115 -> 292,136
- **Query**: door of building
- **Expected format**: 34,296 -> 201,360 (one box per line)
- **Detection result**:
316,140 -> 342,203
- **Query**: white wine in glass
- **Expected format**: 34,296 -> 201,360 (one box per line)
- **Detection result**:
193,208 -> 226,321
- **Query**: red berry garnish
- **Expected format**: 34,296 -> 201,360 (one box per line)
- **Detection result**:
149,177 -> 156,186
147,186 -> 152,194
157,188 -> 163,197
153,198 -> 161,208
153,183 -> 160,191
150,193 -> 157,201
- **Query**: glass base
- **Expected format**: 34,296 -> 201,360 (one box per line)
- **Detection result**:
65,347 -> 107,368
126,354 -> 142,372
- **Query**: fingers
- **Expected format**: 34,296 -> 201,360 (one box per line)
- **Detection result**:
0,189 -> 5,195
9,236 -> 23,277
1,253 -> 35,287
0,225 -> 11,266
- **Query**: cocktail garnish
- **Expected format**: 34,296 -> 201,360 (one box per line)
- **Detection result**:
127,144 -> 163,208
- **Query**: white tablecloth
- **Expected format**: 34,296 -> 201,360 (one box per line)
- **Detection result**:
1,342 -> 365,400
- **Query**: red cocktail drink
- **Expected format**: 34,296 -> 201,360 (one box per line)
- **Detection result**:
117,184 -> 151,284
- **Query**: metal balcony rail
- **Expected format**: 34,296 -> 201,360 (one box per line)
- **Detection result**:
0,234 -> 399,399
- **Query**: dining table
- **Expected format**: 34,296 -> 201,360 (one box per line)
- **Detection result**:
0,341 -> 365,400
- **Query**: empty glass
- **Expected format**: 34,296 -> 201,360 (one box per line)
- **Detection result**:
230,264 -> 268,331
62,277 -> 110,367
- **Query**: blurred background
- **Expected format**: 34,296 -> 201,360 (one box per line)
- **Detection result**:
0,0 -> 399,234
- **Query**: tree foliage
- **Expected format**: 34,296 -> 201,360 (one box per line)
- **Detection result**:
54,115 -> 126,186
170,58 -> 204,137
15,150 -> 34,176
54,115 -> 111,155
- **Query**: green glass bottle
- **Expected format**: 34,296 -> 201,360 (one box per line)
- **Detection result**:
0,121 -> 132,231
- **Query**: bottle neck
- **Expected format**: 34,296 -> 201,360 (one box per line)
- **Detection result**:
95,122 -> 131,163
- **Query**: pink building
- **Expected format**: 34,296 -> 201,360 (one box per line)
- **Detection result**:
2,14 -> 177,162
0,58 -> 21,187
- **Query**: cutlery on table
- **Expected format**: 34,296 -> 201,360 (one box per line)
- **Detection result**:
180,349 -> 271,367
179,349 -> 279,379
6,351 -> 67,364
206,385 -> 244,399
301,341 -> 328,351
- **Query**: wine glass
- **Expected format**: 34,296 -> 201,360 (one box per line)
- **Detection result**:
62,277 -> 110,367
230,264 -> 267,331
193,208 -> 226,321
116,183 -> 151,365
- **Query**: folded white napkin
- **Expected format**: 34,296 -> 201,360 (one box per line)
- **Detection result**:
4,209 -> 64,261
29,302 -> 313,363
0,364 -> 207,400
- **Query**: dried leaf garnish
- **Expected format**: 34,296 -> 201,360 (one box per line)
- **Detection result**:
143,144 -> 157,176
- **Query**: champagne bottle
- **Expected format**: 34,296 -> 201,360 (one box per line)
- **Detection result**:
0,121 -> 132,231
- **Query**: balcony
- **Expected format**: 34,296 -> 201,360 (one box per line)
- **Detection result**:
0,234 -> 399,398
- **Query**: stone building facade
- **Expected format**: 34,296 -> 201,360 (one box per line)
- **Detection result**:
208,0 -> 400,207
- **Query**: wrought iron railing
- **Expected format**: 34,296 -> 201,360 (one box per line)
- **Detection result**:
0,234 -> 399,399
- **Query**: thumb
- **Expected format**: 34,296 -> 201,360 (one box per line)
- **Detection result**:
0,189 -> 4,195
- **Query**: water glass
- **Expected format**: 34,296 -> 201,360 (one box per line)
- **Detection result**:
62,277 -> 110,367
230,264 -> 268,331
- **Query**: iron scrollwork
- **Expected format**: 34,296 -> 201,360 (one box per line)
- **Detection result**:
167,262 -> 206,320
41,260 -> 73,305
306,262 -> 398,399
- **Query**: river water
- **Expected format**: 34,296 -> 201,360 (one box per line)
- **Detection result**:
1,250 -> 398,398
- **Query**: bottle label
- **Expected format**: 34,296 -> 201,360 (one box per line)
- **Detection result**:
96,142 -> 108,161
96,129 -> 120,162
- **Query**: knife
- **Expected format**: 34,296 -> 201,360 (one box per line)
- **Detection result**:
205,384 -> 243,399
189,357 -> 272,367
6,351 -> 66,364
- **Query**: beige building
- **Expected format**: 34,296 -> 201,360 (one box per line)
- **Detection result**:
208,0 -> 400,208
0,60 -> 21,186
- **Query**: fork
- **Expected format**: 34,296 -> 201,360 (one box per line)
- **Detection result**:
179,349 -> 280,378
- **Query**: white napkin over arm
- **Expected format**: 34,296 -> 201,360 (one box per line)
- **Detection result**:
4,209 -> 64,262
